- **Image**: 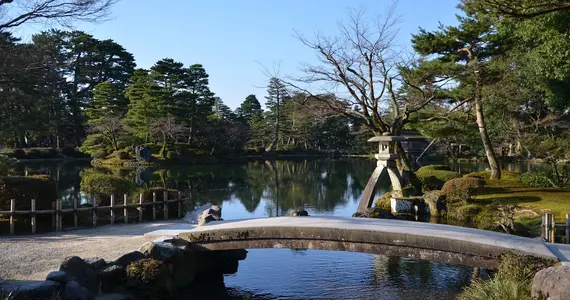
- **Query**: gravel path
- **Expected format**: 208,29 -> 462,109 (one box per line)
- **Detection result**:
0,221 -> 183,280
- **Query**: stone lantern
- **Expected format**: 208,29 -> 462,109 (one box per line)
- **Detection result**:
356,135 -> 407,212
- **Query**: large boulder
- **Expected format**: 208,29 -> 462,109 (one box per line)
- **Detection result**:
98,265 -> 125,293
0,280 -> 61,300
532,266 -> 570,300
111,251 -> 146,267
423,190 -> 446,216
65,280 -> 95,300
139,239 -> 196,289
83,257 -> 106,271
59,256 -> 99,294
139,242 -> 180,262
289,209 -> 309,216
45,270 -> 67,285
134,146 -> 152,163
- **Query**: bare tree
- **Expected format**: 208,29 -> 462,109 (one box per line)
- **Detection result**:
0,0 -> 117,31
150,116 -> 187,158
287,5 -> 445,169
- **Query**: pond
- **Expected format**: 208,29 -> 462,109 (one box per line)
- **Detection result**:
6,158 -> 534,299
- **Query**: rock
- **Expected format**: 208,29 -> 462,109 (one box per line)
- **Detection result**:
65,280 -> 95,300
46,270 -> 67,285
59,256 -> 99,294
98,265 -> 125,293
139,242 -> 180,262
83,257 -> 106,270
390,197 -> 413,214
183,203 -> 215,224
134,146 -> 152,163
0,280 -> 61,300
289,209 -> 309,216
423,190 -> 446,216
170,249 -> 196,289
532,266 -> 570,300
220,249 -> 248,261
198,205 -> 222,225
152,237 -> 190,250
112,251 -> 146,267
95,293 -> 132,300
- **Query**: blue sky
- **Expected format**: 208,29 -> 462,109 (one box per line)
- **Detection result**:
17,0 -> 461,109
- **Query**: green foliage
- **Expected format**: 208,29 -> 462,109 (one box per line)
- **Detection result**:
498,252 -> 556,282
166,151 -> 176,160
91,150 -> 107,159
420,164 -> 451,171
441,177 -> 486,205
115,150 -> 130,160
80,171 -> 133,202
375,192 -> 392,210
518,171 -> 554,188
126,258 -> 163,283
457,274 -> 532,300
0,155 -> 15,176
0,175 -> 57,210
416,166 -> 462,191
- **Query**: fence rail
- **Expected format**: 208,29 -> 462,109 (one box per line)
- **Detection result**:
541,213 -> 570,244
1,191 -> 188,235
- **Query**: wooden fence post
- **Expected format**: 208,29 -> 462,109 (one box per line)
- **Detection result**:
177,191 -> 182,219
31,199 -> 36,234
163,191 -> 168,220
73,197 -> 78,228
110,195 -> 115,225
138,194 -> 143,223
52,201 -> 56,230
54,200 -> 60,232
124,194 -> 128,224
550,214 -> 556,243
92,198 -> 97,227
152,192 -> 156,221
57,199 -> 62,232
9,199 -> 15,235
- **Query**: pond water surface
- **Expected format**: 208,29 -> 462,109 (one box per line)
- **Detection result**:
6,158 -> 536,299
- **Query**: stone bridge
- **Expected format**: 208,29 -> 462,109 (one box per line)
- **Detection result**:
145,216 -> 569,269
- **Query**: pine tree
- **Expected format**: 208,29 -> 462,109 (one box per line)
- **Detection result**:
237,94 -> 262,124
85,82 -> 122,124
125,69 -> 166,142
265,77 -> 288,152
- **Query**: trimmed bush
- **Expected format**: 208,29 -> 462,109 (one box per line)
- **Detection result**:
420,164 -> 451,171
0,175 -> 57,210
80,172 -> 133,203
374,192 -> 392,210
518,171 -> 552,188
166,151 -> 177,160
115,150 -> 130,160
91,150 -> 107,159
25,148 -> 41,159
12,148 -> 26,159
441,177 -> 486,205
416,166 -> 461,191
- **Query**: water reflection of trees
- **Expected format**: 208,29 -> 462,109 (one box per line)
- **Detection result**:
17,159 -> 385,215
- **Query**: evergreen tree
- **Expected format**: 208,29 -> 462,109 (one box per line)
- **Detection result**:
237,94 -> 262,124
85,82 -> 123,124
125,69 -> 166,142
265,77 -> 288,152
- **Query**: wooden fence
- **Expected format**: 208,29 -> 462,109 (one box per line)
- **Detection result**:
541,213 -> 570,244
0,191 -> 188,235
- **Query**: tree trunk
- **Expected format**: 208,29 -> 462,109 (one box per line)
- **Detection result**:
475,96 -> 501,179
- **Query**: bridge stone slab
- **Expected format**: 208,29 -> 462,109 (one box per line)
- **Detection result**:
145,216 -> 560,269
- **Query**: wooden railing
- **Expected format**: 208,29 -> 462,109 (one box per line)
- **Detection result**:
0,191 -> 188,235
541,213 -> 570,244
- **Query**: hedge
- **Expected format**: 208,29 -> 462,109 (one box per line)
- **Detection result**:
416,166 -> 461,191
441,177 -> 486,205
0,175 -> 57,210
80,172 -> 133,204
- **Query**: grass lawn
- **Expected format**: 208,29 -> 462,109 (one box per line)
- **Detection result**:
474,179 -> 570,221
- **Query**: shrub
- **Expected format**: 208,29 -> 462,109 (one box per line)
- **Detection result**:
416,167 -> 461,191
0,175 -> 57,210
464,171 -> 491,181
449,204 -> 482,220
25,148 -> 41,159
519,165 -> 570,189
11,148 -> 26,159
0,155 -> 15,176
115,150 -> 130,160
126,258 -> 163,283
457,274 -> 532,300
91,150 -> 107,159
166,151 -> 177,160
441,177 -> 486,205
497,252 -> 556,282
80,171 -> 133,203
419,164 -> 451,171
126,258 -> 171,299
518,171 -> 553,188
374,192 -> 392,210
